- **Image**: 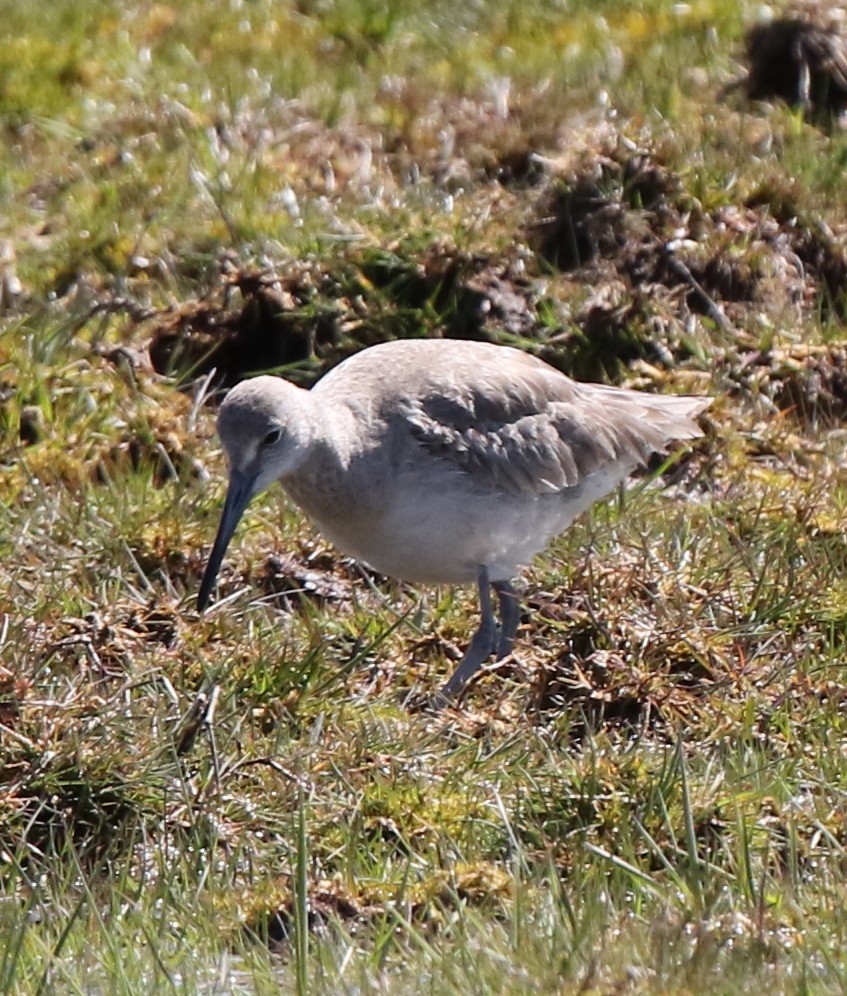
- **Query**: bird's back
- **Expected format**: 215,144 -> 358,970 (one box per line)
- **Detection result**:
296,339 -> 708,584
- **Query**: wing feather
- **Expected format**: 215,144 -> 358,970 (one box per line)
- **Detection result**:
398,362 -> 707,497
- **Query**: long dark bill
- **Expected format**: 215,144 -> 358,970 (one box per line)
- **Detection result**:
197,469 -> 258,611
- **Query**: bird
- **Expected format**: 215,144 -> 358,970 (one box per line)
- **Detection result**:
197,338 -> 709,705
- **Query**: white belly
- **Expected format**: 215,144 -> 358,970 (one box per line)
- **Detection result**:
305,460 -> 634,585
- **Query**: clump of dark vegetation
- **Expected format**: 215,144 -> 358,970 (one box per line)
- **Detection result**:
529,152 -> 680,271
530,147 -> 759,320
527,140 -> 847,383
744,7 -> 847,124
147,264 -> 340,389
730,343 -> 847,426
1,741 -> 144,865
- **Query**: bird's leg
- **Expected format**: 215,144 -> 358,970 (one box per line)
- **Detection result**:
435,566 -> 497,705
492,580 -> 520,660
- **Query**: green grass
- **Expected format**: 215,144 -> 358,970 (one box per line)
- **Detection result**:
6,0 -> 847,991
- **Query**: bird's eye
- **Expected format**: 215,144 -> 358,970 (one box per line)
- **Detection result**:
262,427 -> 283,446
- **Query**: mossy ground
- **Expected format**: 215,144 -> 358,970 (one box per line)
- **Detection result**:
4,0 -> 847,992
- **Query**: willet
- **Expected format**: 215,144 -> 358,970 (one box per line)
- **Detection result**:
197,338 -> 709,704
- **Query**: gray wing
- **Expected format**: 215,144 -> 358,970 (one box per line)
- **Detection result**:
397,357 -> 708,497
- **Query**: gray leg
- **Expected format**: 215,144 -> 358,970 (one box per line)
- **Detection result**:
435,566 -> 497,705
493,580 -> 520,660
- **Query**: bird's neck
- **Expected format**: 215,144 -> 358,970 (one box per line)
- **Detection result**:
283,397 -> 385,532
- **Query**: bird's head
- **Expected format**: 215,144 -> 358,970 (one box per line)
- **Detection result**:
197,375 -> 312,610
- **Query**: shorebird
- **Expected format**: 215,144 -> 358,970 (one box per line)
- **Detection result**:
197,338 -> 709,704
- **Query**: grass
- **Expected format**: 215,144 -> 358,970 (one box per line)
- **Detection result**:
5,0 -> 847,991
